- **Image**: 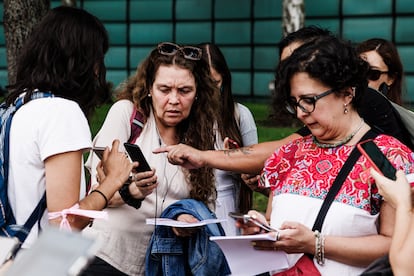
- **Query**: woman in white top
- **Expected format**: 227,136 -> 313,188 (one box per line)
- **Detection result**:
82,42 -> 220,275
6,6 -> 133,250
198,43 -> 258,235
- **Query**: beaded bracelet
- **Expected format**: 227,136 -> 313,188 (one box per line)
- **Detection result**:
314,230 -> 325,265
91,189 -> 108,209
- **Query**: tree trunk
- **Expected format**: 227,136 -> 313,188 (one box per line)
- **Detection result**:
61,0 -> 77,7
3,0 -> 50,87
282,0 -> 305,37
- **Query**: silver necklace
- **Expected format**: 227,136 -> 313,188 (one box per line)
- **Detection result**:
313,119 -> 365,148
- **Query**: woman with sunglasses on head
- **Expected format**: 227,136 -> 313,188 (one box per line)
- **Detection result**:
197,42 -> 258,235
82,42 -> 221,275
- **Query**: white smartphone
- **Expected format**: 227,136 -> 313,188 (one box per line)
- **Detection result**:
228,212 -> 278,232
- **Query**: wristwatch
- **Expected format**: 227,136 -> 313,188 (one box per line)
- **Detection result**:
118,184 -> 143,209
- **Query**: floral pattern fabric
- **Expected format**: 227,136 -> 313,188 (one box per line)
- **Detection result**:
263,134 -> 414,215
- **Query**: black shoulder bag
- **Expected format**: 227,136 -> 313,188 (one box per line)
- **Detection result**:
273,130 -> 379,276
314,129 -> 392,276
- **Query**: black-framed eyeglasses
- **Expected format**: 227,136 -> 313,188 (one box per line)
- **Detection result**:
157,42 -> 202,60
285,88 -> 336,115
367,69 -> 388,81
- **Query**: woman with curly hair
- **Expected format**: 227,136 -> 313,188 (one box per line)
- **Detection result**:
83,42 -> 220,275
239,35 -> 414,275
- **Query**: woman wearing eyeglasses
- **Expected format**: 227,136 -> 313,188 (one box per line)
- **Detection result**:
82,42 -> 222,275
160,35 -> 414,276
245,35 -> 414,276
357,38 -> 404,105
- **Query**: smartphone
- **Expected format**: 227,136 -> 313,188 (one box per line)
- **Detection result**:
357,140 -> 397,180
124,143 -> 151,173
228,212 -> 277,232
92,146 -> 106,160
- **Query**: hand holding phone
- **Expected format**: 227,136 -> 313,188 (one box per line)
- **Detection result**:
124,143 -> 151,173
357,140 -> 397,180
228,212 -> 278,232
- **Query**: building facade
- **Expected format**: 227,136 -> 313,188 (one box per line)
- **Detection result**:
0,0 -> 413,102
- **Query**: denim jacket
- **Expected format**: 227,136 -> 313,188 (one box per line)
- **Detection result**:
144,199 -> 231,276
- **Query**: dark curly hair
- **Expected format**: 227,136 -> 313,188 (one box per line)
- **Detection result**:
275,35 -> 369,113
6,6 -> 110,119
271,26 -> 334,124
117,44 -> 220,205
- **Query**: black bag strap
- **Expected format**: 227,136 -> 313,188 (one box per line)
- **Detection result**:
312,129 -> 378,232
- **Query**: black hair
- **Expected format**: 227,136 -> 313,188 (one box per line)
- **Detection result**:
276,35 -> 369,112
271,26 -> 333,124
278,25 -> 333,58
6,6 -> 110,118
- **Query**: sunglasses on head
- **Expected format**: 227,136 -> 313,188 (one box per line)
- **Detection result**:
157,42 -> 202,60
367,69 -> 388,81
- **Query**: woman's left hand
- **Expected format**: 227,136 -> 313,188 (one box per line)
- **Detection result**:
172,214 -> 201,237
252,221 -> 314,254
129,169 -> 158,199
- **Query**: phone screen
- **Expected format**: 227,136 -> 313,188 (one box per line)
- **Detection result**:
228,212 -> 277,232
124,143 -> 151,173
357,140 -> 397,180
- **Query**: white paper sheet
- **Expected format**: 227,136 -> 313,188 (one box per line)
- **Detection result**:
145,218 -> 226,227
0,237 -> 19,265
210,233 -> 289,276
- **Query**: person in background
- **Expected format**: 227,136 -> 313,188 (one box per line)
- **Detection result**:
198,42 -> 258,235
356,38 -> 413,150
370,169 -> 414,276
238,34 -> 414,275
5,6 -> 134,249
82,42 -> 220,275
357,38 -> 405,105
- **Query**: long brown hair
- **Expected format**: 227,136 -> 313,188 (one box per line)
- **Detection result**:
198,42 -> 243,147
117,44 -> 220,205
